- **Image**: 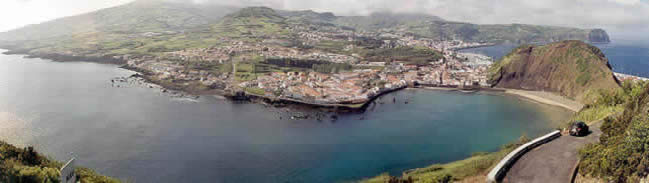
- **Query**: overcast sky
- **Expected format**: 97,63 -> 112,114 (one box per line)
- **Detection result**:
1,0 -> 648,40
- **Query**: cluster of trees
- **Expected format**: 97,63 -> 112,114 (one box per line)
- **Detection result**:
578,81 -> 649,182
353,37 -> 386,49
0,141 -> 119,183
265,58 -> 352,73
0,142 -> 61,182
311,63 -> 352,73
363,46 -> 443,66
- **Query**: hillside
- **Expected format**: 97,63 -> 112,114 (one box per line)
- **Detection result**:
488,40 -> 620,103
577,81 -> 649,182
0,1 -> 610,57
0,0 -> 237,42
213,7 -> 289,39
329,13 -> 607,44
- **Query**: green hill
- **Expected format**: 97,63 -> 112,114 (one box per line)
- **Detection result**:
277,10 -> 337,24
333,16 -> 605,44
213,7 -> 289,38
0,2 -> 610,60
488,40 -> 620,103
0,0 -> 241,58
0,0 -> 236,42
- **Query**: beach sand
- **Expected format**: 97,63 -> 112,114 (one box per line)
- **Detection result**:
419,87 -> 583,112
502,89 -> 583,112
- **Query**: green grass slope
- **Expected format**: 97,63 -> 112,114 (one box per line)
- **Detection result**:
0,0 -> 237,42
212,7 -> 290,39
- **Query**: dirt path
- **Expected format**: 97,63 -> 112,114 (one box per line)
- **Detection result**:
503,122 -> 602,183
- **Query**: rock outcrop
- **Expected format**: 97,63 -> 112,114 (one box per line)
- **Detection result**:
588,29 -> 611,43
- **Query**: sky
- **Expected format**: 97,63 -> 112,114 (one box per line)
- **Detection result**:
1,0 -> 648,40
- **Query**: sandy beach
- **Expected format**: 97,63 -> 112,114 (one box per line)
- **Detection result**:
502,89 -> 583,112
419,87 -> 583,112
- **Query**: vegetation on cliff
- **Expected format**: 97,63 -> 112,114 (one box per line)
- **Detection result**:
0,141 -> 119,183
578,80 -> 649,182
489,40 -> 620,103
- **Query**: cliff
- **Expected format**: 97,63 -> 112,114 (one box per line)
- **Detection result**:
489,40 -> 620,103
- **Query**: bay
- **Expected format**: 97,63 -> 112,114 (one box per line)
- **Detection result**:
0,51 -> 571,183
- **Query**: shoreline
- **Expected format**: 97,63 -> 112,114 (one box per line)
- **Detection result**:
420,86 -> 582,112
1,48 -> 126,64
1,49 -> 583,113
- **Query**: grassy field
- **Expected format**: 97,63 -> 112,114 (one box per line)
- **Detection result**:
244,87 -> 266,96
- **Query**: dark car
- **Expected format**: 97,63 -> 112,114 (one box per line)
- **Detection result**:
569,121 -> 589,136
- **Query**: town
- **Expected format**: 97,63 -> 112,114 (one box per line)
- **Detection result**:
124,20 -> 495,106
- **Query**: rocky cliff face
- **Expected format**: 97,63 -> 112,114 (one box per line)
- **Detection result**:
588,29 -> 611,43
489,40 -> 620,103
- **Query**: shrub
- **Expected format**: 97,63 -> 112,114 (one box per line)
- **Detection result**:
0,140 -> 120,183
578,83 -> 649,182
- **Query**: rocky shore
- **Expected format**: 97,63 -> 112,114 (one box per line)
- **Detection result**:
1,48 -> 126,64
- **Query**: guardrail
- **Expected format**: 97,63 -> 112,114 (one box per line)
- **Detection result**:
60,157 -> 76,183
486,130 -> 562,183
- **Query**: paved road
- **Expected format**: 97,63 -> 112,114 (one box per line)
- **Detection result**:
503,122 -> 602,183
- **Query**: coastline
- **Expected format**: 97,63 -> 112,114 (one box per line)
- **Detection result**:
1,48 -> 126,64
1,48 -> 583,113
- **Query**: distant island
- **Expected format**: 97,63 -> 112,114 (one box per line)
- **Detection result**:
0,0 -> 611,110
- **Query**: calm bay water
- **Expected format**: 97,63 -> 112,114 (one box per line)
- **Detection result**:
460,41 -> 649,78
0,51 -> 571,182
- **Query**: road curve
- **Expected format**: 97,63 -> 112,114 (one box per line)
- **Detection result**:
503,122 -> 602,183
